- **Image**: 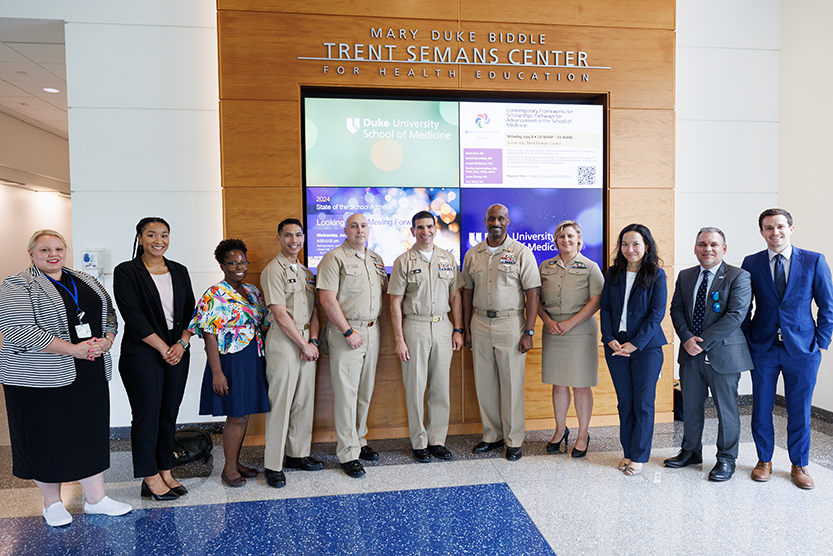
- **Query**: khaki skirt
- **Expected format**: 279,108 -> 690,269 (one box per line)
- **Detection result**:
541,312 -> 600,388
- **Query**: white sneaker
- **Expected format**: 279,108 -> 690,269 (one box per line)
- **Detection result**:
84,496 -> 132,516
43,501 -> 72,527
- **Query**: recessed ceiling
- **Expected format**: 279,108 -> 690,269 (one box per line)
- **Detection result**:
0,17 -> 67,139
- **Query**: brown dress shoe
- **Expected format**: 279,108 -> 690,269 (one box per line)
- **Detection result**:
791,465 -> 815,490
751,460 -> 772,482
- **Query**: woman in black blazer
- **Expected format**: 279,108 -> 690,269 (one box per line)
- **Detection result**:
600,224 -> 668,477
114,217 -> 195,500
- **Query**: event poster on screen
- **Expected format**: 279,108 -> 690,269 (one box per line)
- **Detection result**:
459,102 -> 603,189
303,96 -> 604,272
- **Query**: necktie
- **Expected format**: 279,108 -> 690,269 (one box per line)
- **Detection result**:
774,254 -> 786,299
692,269 -> 710,336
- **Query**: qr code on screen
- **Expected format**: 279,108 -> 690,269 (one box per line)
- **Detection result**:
577,166 -> 596,186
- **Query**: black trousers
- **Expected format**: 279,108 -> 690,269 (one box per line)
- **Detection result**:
119,351 -> 189,477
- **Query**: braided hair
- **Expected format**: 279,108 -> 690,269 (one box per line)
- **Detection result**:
132,217 -> 170,258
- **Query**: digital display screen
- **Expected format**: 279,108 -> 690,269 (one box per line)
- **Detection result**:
303,96 -> 604,272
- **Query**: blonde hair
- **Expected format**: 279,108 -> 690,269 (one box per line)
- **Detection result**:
553,220 -> 583,251
28,229 -> 68,252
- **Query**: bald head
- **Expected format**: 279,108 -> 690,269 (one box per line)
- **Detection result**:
484,204 -> 510,246
344,213 -> 369,251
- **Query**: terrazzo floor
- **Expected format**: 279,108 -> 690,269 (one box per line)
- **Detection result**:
1,403 -> 832,555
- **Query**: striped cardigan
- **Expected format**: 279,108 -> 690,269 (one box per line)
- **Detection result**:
0,266 -> 117,387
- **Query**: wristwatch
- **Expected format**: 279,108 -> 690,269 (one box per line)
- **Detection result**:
343,328 -> 354,337
453,328 -> 464,334
177,339 -> 190,350
524,329 -> 535,336
309,338 -> 320,347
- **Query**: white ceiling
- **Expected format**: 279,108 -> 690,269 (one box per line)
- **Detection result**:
0,18 -> 67,139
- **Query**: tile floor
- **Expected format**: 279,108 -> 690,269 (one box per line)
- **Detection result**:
0,399 -> 831,556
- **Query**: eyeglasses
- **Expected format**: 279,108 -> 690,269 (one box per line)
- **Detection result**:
223,261 -> 250,268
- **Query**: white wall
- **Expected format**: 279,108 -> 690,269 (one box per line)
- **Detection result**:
0,2 -> 224,426
675,0 -> 781,396
780,0 -> 833,412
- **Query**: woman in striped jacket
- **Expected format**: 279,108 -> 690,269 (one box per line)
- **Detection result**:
0,230 -> 131,527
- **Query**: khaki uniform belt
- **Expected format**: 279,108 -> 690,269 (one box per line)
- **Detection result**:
474,308 -> 524,319
404,314 -> 447,323
347,318 -> 376,327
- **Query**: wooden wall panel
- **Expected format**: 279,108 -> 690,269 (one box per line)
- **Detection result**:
460,0 -> 675,30
221,100 -> 301,187
610,109 -> 675,189
219,12 -> 674,109
218,1 -> 676,444
217,0 -> 460,20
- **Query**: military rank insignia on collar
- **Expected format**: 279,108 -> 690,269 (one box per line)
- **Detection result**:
500,253 -> 517,264
571,261 -> 588,269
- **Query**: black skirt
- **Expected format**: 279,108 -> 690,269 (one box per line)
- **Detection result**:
5,364 -> 110,482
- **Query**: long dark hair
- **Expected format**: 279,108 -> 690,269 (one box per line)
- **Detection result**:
132,217 -> 171,258
609,223 -> 662,289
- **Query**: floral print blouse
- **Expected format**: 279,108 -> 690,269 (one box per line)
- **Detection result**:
188,281 -> 268,356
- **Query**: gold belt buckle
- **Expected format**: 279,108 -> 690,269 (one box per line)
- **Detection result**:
303,323 -> 310,330
432,315 -> 440,323
367,320 -> 375,327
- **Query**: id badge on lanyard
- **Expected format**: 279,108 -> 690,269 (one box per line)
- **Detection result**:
46,271 -> 92,338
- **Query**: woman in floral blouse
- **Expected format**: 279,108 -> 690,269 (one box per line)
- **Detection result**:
189,239 -> 270,487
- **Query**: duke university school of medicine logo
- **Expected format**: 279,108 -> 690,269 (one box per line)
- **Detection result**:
346,117 -> 361,134
475,113 -> 490,128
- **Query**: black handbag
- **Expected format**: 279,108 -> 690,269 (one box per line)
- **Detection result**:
172,427 -> 213,466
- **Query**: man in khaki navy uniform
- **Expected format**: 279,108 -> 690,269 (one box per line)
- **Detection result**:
462,204 -> 541,461
317,213 -> 387,478
262,218 -> 323,489
389,211 -> 465,464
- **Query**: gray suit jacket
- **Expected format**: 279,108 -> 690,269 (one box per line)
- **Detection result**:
670,261 -> 753,374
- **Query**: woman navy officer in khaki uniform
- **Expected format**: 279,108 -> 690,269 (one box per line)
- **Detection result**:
538,220 -> 604,457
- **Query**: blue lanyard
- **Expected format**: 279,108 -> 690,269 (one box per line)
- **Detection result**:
45,270 -> 86,323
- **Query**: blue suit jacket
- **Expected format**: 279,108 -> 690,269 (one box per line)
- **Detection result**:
741,247 -> 833,357
600,267 -> 668,350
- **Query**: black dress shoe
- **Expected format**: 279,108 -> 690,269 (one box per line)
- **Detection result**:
428,445 -> 453,461
472,440 -> 504,454
571,434 -> 590,458
264,468 -> 286,488
663,449 -> 703,468
341,460 -> 366,478
506,447 -> 522,461
359,445 -> 379,461
708,459 -> 736,482
170,484 -> 188,496
413,449 -> 431,463
546,427 -> 569,454
284,456 -> 324,471
141,480 -> 179,501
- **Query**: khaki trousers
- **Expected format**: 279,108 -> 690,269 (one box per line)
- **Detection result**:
264,327 -> 316,471
327,323 -> 380,463
471,313 -> 527,447
401,319 -> 452,449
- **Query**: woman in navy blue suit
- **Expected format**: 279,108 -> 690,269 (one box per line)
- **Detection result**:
600,224 -> 667,476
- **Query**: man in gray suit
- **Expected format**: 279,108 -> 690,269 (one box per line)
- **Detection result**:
664,227 -> 753,481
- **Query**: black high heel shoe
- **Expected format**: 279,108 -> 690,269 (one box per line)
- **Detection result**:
546,427 -> 569,454
141,480 -> 179,501
571,434 -> 590,458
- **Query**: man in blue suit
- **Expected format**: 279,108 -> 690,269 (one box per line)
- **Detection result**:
742,208 -> 833,489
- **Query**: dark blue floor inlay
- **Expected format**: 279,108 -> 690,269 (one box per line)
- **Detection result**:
0,483 -> 555,555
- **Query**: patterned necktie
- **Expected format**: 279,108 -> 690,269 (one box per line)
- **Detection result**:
774,254 -> 787,299
692,269 -> 710,336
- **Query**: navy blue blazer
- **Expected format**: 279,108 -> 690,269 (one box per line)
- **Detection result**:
741,247 -> 833,358
600,267 -> 668,350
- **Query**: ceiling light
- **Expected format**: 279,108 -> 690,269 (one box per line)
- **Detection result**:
43,87 -> 60,93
